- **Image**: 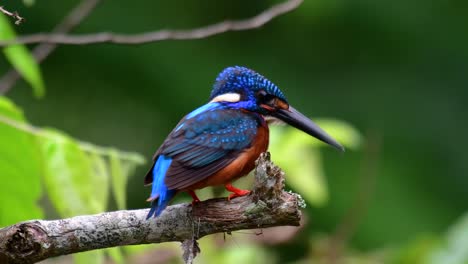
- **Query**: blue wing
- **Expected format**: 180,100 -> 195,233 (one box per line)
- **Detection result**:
145,102 -> 261,190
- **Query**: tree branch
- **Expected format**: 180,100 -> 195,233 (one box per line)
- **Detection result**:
0,0 -> 302,46
0,153 -> 302,264
0,6 -> 25,25
0,0 -> 101,94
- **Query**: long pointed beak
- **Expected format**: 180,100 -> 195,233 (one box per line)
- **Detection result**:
272,106 -> 345,152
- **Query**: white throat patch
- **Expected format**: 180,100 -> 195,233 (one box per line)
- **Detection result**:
210,93 -> 241,103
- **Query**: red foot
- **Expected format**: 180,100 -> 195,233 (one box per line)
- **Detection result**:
188,190 -> 200,205
225,183 -> 251,201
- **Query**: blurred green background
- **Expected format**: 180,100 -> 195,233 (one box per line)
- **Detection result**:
1,0 -> 468,263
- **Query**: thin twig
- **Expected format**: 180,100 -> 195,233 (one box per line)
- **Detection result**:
0,6 -> 25,25
0,114 -> 144,163
0,0 -> 301,94
0,0 -> 302,46
0,153 -> 301,264
0,0 -> 101,94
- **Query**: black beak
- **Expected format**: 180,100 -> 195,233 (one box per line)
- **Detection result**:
272,106 -> 345,152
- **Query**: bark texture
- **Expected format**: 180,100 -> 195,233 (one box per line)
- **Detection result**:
0,153 -> 302,264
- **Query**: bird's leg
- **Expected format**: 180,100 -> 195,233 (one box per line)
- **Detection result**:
187,190 -> 200,205
225,183 -> 251,200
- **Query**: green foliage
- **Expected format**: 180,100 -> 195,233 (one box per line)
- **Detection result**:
310,119 -> 362,151
429,212 -> 468,264
197,236 -> 274,264
392,235 -> 440,264
40,129 -> 101,216
0,97 -> 43,226
106,247 -> 125,264
110,150 -> 129,209
269,119 -> 362,207
0,15 -> 45,98
389,212 -> 468,264
209,244 -> 273,264
89,152 -> 111,211
22,0 -> 36,7
74,251 -> 104,264
0,96 -> 145,264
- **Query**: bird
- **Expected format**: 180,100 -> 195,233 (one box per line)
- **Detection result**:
144,66 -> 343,218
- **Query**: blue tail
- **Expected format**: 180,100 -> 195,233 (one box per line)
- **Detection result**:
146,155 -> 177,219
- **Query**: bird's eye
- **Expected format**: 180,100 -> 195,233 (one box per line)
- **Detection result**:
264,95 -> 277,105
256,90 -> 289,111
257,90 -> 268,98
257,90 -> 277,106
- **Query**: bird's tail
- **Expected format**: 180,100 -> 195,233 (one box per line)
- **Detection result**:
146,155 -> 176,219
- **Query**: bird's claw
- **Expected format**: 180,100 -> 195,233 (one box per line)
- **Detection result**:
188,190 -> 201,206
191,198 -> 200,206
227,189 -> 251,201
225,183 -> 251,200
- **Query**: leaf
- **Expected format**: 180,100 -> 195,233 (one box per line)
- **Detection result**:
310,118 -> 362,151
106,247 -> 124,264
74,250 -> 104,264
393,235 -> 439,264
209,243 -> 273,264
109,149 -> 127,209
23,0 -> 36,7
429,212 -> 468,264
0,15 -> 45,97
269,127 -> 328,206
38,129 -> 99,216
123,244 -> 159,255
88,152 -> 110,212
269,119 -> 361,206
0,97 -> 43,226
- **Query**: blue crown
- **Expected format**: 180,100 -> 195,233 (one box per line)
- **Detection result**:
210,66 -> 287,102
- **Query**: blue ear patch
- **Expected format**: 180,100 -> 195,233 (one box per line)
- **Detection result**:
147,155 -> 176,218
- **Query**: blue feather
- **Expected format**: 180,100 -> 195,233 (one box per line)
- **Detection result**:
186,102 -> 220,119
146,155 -> 176,218
163,108 -> 260,170
175,103 -> 221,132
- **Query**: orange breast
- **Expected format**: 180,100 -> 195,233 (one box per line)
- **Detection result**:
186,124 -> 269,190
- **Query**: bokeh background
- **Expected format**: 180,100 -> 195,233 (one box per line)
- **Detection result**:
1,0 -> 468,263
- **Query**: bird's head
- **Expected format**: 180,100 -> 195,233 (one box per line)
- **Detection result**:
209,66 -> 344,152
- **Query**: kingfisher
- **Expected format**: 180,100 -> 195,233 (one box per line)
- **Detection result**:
145,66 -> 343,218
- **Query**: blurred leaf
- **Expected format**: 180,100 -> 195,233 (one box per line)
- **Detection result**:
429,212 -> 468,264
270,127 -> 328,206
310,119 -> 362,151
74,250 -> 104,264
88,152 -> 110,212
107,247 -> 124,264
109,149 -> 127,209
269,119 -> 361,206
0,96 -> 43,226
123,244 -> 162,255
201,242 -> 274,264
393,235 -> 440,264
123,243 -> 181,264
0,15 -> 45,98
220,245 -> 271,264
23,0 -> 35,6
39,129 -> 98,216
